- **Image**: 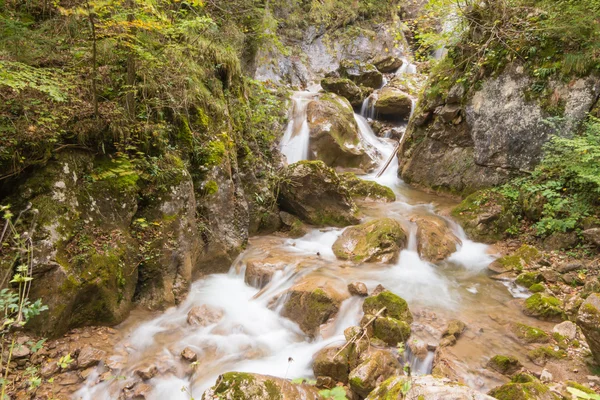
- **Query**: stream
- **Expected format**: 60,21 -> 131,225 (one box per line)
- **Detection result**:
74,66 -> 554,400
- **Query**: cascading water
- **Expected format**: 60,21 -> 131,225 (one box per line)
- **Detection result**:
396,57 -> 418,75
75,72 -> 550,400
279,91 -> 318,164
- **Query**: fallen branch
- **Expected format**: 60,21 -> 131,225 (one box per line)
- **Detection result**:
334,307 -> 386,358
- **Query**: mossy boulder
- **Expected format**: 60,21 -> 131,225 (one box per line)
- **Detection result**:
348,349 -> 400,398
372,55 -> 403,73
340,172 -> 395,203
510,323 -> 550,344
338,60 -> 383,89
367,375 -> 496,400
307,94 -> 374,171
281,278 -> 348,337
278,161 -> 359,227
332,218 -> 407,263
488,374 -> 560,400
313,344 -> 361,384
361,290 -> 413,345
523,294 -> 565,322
516,272 -> 544,289
576,293 -> 600,364
451,190 -> 517,244
374,86 -> 413,118
202,372 -> 320,400
487,355 -> 522,375
321,77 -> 370,107
526,346 -> 567,366
440,319 -> 467,347
414,216 -> 461,262
488,245 -> 542,274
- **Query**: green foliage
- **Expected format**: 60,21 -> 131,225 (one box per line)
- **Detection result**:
319,386 -> 348,400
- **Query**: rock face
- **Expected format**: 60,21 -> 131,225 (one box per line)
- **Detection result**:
333,218 -> 407,263
321,77 -> 369,107
400,65 -> 600,194
278,161 -> 359,227
339,60 -> 384,89
202,372 -> 320,400
375,86 -> 413,118
367,375 -> 496,400
577,293 -> 600,364
281,279 -> 349,337
414,216 -> 460,262
340,172 -> 396,203
306,94 -> 374,170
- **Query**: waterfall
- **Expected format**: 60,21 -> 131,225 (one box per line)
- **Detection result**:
396,57 -> 417,76
279,92 -> 318,164
360,93 -> 378,120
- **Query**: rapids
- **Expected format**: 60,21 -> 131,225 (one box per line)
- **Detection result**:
75,76 -> 554,400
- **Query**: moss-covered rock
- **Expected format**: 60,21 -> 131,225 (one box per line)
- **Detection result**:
321,77 -> 369,107
516,272 -> 544,289
576,293 -> 600,364
339,172 -> 395,203
488,245 -> 542,274
522,294 -> 565,322
307,93 -> 374,171
440,319 -> 467,347
361,290 -> 412,345
363,290 -> 413,323
332,218 -> 407,263
510,323 -> 550,344
339,60 -> 383,89
367,375 -> 496,400
348,349 -> 400,398
415,216 -> 461,262
526,346 -> 567,366
278,161 -> 359,227
374,86 -> 413,118
488,375 -> 560,400
281,278 -> 348,337
487,355 -> 522,375
313,344 -> 361,384
202,372 -> 320,400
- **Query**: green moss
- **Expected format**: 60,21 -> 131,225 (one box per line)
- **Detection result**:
92,157 -> 140,193
516,272 -> 543,289
566,381 -> 597,395
488,379 -> 555,400
363,290 -> 413,323
529,283 -> 545,293
523,293 -> 565,321
339,172 -> 395,202
264,379 -> 282,400
511,323 -> 550,343
372,316 -> 411,346
527,346 -> 567,364
214,372 -> 259,398
487,355 -> 522,375
204,180 -> 219,196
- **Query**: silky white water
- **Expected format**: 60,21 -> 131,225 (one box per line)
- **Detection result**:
280,91 -> 318,164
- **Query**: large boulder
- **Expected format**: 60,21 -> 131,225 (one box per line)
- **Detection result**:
332,218 -> 407,263
278,161 -> 359,227
349,349 -> 400,398
362,290 -> 413,345
577,293 -> 600,364
307,94 -> 374,171
488,373 -> 558,400
313,344 -> 362,384
522,294 -> 565,322
202,372 -> 320,400
339,172 -> 396,203
321,77 -> 370,107
375,87 -> 413,118
367,375 -> 496,400
414,216 -> 461,262
281,278 -> 349,337
339,60 -> 384,89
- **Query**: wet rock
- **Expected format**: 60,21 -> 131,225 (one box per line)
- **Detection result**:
374,87 -> 413,118
202,372 -> 320,400
332,218 -> 407,264
372,56 -> 403,73
313,345 -> 356,384
187,304 -> 224,327
362,290 -> 413,345
339,60 -> 383,89
307,94 -> 374,171
279,211 -> 308,238
348,282 -> 369,297
408,338 -> 429,360
58,371 -> 82,386
77,345 -> 106,369
583,228 -> 600,246
244,259 -> 287,289
414,216 -> 460,262
488,373 -> 557,400
510,323 -> 550,344
281,279 -> 348,337
135,364 -> 158,381
440,319 -> 466,347
431,347 -> 461,381
486,355 -> 522,375
120,382 -> 153,400
522,294 -> 565,322
321,77 -> 368,107
348,349 -> 400,398
367,375 -> 496,400
339,172 -> 395,203
181,347 -> 197,362
278,161 -> 359,227
577,293 -> 600,364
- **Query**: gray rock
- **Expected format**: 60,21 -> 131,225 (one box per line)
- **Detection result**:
348,282 -> 369,297
77,346 -> 106,369
584,228 -> 600,246
577,293 -> 600,364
